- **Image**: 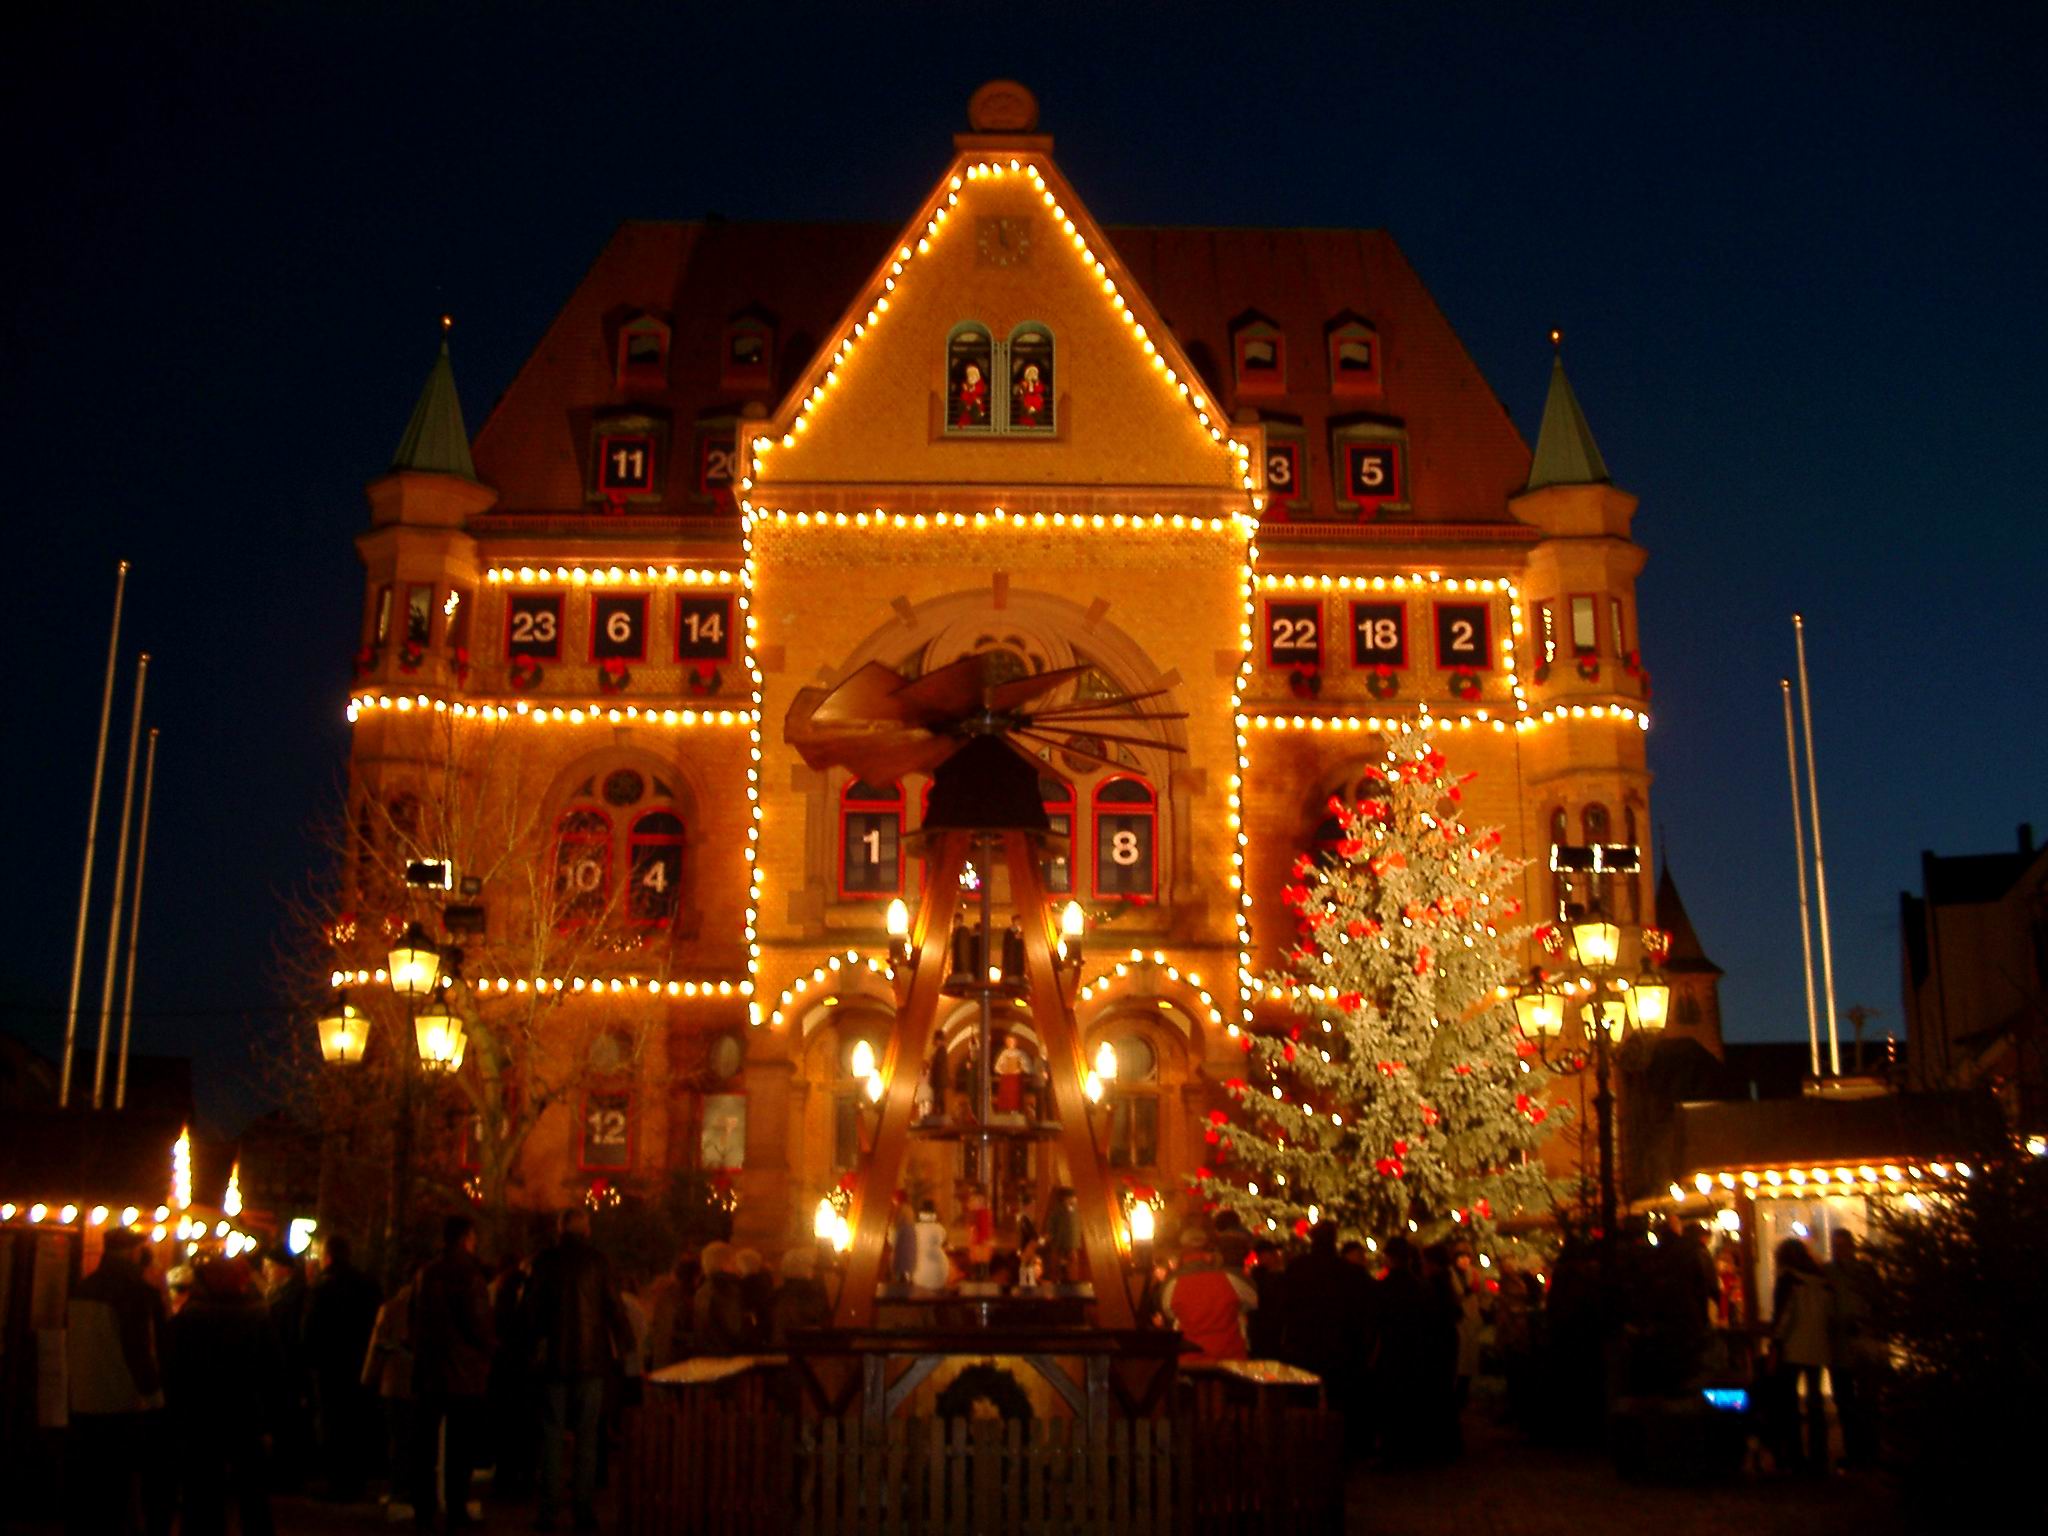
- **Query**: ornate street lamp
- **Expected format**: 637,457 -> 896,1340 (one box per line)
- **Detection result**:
387,923 -> 442,998
1522,842 -> 1671,1248
317,994 -> 369,1065
413,1000 -> 467,1074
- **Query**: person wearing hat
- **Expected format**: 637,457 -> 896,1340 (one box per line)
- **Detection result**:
67,1226 -> 167,1534
167,1254 -> 284,1536
1157,1225 -> 1258,1363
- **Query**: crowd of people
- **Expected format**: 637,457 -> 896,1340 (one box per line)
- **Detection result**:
64,1210 -> 855,1535
1135,1213 -> 1502,1465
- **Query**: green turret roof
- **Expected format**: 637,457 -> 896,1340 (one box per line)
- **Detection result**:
390,338 -> 478,481
1524,351 -> 1610,491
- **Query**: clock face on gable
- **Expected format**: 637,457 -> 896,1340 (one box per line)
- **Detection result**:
976,217 -> 1031,267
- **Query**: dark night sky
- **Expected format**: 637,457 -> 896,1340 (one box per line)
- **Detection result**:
4,2 -> 2042,1132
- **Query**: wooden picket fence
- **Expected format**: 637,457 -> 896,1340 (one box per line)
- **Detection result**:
623,1398 -> 1342,1535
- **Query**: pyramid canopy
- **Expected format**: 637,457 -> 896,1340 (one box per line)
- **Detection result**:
1524,352 -> 1610,491
391,339 -> 478,481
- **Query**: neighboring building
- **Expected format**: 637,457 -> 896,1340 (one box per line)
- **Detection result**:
1901,823 -> 2048,1129
333,84 -> 1681,1252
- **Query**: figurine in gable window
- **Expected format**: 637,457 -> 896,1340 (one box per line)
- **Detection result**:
1013,362 -> 1049,428
954,361 -> 989,428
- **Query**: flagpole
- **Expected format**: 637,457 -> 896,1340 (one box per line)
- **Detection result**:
115,729 -> 160,1111
62,561 -> 129,1108
1793,615 -> 1842,1076
1781,679 -> 1821,1077
93,652 -> 149,1109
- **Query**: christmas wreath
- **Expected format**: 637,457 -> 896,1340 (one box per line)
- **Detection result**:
1287,666 -> 1321,700
1575,656 -> 1600,683
398,639 -> 426,674
1366,665 -> 1400,700
1531,660 -> 1551,684
353,644 -> 378,680
935,1363 -> 1033,1422
598,657 -> 632,694
510,656 -> 544,691
1446,667 -> 1481,702
686,664 -> 722,696
449,646 -> 471,685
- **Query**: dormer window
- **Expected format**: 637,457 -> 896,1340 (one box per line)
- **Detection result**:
616,315 -> 670,391
721,310 -> 774,393
1330,419 -> 1409,518
1232,313 -> 1286,396
1327,316 -> 1382,396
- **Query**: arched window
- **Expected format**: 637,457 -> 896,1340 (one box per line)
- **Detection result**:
628,811 -> 685,926
554,809 -> 613,926
1549,807 -> 1570,920
551,768 -> 689,930
1583,803 -> 1613,916
1092,777 -> 1157,900
1040,774 -> 1074,894
1621,805 -> 1642,923
1097,1028 -> 1161,1170
946,324 -> 994,432
1008,324 -> 1055,431
839,780 -> 903,898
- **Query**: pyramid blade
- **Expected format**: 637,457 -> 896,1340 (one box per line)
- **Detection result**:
811,661 -> 918,725
1014,729 -> 1121,771
889,655 -> 991,723
836,731 -> 961,785
1028,686 -> 1175,716
982,664 -> 1093,714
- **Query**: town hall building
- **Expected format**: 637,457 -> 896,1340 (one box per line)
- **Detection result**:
335,83 -> 1710,1253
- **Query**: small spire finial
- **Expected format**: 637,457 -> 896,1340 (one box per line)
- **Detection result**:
441,313 -> 453,334
1549,328 -> 1562,351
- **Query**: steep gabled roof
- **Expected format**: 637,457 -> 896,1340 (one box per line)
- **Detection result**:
1524,351 -> 1609,491
392,338 -> 478,481
1656,863 -> 1723,976
471,222 -> 1532,521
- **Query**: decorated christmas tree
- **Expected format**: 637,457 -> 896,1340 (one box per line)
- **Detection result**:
1200,726 -> 1565,1259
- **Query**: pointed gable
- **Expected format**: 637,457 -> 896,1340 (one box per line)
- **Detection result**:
747,154 -> 1252,505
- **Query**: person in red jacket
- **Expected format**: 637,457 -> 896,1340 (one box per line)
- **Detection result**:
1158,1227 -> 1258,1362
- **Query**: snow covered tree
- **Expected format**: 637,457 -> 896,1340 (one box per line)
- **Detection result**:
1199,727 -> 1565,1259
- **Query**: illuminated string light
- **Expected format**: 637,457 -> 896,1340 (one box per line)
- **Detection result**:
346,695 -> 757,728
485,565 -> 740,587
768,951 -> 896,1028
327,970 -> 750,998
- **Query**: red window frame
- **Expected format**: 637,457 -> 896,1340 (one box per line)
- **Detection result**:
838,780 -> 904,900
1569,593 -> 1600,657
1234,327 -> 1286,395
1091,776 -> 1158,902
1348,601 -> 1408,670
616,320 -> 669,390
674,593 -> 735,665
1263,437 -> 1306,511
1328,324 -> 1382,395
589,593 -> 649,664
403,583 -> 436,648
1432,601 -> 1493,671
721,320 -> 773,392
1041,775 -> 1075,895
1264,598 -> 1323,670
577,1087 -> 636,1172
505,592 -> 564,662
1341,440 -> 1403,510
627,810 -> 685,928
553,808 -> 612,927
596,432 -> 657,496
696,427 -> 737,500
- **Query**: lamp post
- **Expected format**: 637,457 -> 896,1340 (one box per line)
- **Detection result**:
382,922 -> 443,1283
1514,845 -> 1670,1248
